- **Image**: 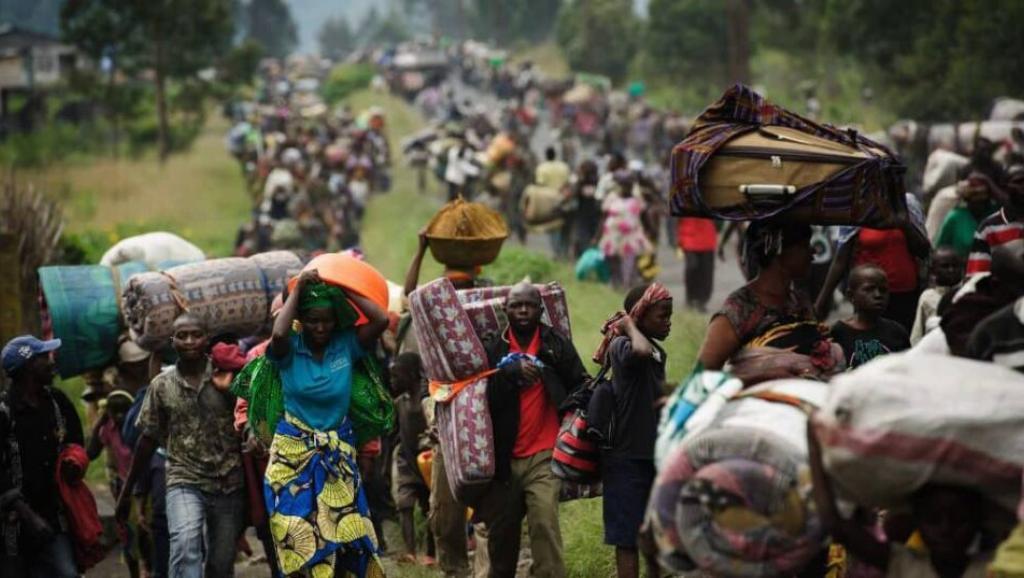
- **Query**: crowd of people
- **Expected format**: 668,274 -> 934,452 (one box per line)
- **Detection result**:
2,39 -> 1024,578
226,61 -> 393,258
400,48 -> 710,298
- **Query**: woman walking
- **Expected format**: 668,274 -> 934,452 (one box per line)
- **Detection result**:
264,269 -> 389,577
599,173 -> 652,289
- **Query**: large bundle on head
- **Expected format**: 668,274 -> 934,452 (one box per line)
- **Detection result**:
425,198 -> 509,268
649,379 -> 828,577
812,353 -> 1024,513
670,84 -> 907,228
287,252 -> 390,320
122,251 -> 301,350
457,282 -> 572,340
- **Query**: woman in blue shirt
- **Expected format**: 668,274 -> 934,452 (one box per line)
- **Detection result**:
264,269 -> 389,577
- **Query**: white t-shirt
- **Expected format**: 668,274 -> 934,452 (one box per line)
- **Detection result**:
887,544 -> 991,578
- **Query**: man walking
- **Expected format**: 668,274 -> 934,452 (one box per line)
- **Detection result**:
116,314 -> 244,578
477,283 -> 589,578
0,335 -> 83,577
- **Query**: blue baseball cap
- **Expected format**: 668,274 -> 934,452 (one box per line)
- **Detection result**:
2,335 -> 61,376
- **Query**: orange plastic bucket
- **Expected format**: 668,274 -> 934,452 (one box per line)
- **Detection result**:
287,253 -> 389,324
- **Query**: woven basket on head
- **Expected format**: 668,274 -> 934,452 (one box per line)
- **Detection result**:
425,197 -> 509,268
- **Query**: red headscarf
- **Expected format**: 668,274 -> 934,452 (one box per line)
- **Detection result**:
593,283 -> 672,364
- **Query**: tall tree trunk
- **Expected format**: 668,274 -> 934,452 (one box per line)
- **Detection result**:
725,0 -> 752,85
154,33 -> 171,162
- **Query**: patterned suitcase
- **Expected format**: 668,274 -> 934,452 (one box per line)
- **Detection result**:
409,278 -> 489,383
436,376 -> 495,503
457,282 -> 572,339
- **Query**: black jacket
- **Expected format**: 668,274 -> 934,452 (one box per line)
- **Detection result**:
484,325 -> 590,480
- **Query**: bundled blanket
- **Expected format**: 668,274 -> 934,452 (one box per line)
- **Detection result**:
813,353 -> 1024,512
122,251 -> 301,350
648,380 -> 828,577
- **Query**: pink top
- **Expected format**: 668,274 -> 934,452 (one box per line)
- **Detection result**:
99,419 -> 132,481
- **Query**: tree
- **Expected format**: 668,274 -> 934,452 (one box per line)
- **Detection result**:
221,40 -> 264,87
244,0 -> 297,59
819,0 -> 1024,120
356,8 -> 411,47
318,16 -> 354,60
556,0 -> 639,84
640,0 -> 722,91
470,0 -> 562,45
62,0 -> 234,160
724,0 -> 751,84
372,10 -> 411,45
356,8 -> 382,45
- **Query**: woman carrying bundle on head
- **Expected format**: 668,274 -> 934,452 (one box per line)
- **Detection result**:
696,221 -> 844,384
262,269 -> 390,577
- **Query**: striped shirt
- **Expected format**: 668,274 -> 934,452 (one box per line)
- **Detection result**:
966,208 -> 1024,275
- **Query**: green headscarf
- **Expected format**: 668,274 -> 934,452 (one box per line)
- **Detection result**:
231,281 -> 391,441
299,282 -> 359,329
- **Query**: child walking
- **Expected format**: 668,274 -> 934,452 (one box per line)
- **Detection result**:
831,265 -> 911,369
910,247 -> 964,345
389,352 -> 436,566
87,389 -> 142,578
595,282 -> 673,578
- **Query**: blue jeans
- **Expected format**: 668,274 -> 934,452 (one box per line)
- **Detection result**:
165,486 -> 244,578
0,532 -> 78,578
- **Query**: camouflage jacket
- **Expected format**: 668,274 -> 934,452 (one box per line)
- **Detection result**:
138,361 -> 242,494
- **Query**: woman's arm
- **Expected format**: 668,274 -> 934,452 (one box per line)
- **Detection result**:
807,421 -> 890,569
696,316 -> 741,370
814,239 -> 855,320
271,270 -> 319,358
902,220 -> 932,260
350,292 -> 390,350
403,228 -> 430,298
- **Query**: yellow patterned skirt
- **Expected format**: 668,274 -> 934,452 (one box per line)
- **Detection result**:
264,414 -> 385,577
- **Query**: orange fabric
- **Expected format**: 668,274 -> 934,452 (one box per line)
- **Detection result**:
287,253 -> 390,323
510,330 -> 560,458
56,444 -> 106,571
429,368 -> 498,403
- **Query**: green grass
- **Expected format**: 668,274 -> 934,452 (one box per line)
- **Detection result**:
27,113 -> 250,258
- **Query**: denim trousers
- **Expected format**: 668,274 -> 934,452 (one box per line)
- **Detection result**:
165,485 -> 244,578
